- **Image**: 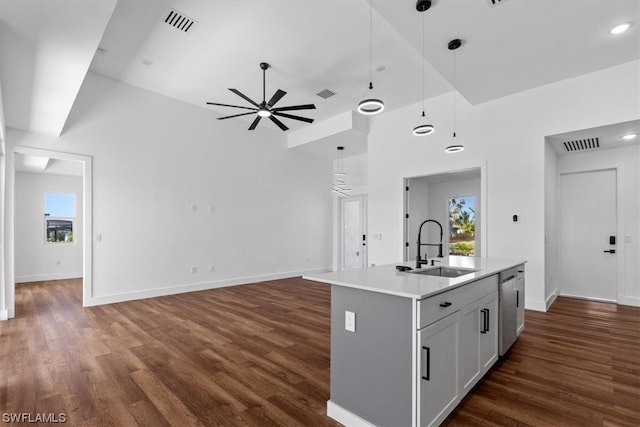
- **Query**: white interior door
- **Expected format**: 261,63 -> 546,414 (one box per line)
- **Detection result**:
558,169 -> 617,301
340,195 -> 367,269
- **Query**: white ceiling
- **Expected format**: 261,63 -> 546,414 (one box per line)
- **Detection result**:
546,119 -> 640,156
0,0 -> 638,149
15,153 -> 84,176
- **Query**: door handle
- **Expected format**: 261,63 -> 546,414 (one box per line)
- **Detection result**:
603,249 -> 616,254
480,308 -> 488,333
439,302 -> 452,308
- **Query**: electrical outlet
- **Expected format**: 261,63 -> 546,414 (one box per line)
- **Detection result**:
345,311 -> 356,332
191,204 -> 198,212
190,265 -> 197,273
209,264 -> 215,272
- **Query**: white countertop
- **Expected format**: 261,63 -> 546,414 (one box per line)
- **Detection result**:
303,256 -> 526,300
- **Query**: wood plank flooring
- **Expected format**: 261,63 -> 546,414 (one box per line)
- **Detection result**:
1,279 -> 639,426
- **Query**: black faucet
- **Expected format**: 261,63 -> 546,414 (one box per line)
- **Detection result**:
416,219 -> 444,268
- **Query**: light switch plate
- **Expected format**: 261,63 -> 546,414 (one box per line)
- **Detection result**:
345,311 -> 356,332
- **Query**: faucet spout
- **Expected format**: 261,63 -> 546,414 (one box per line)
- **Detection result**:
416,219 -> 444,268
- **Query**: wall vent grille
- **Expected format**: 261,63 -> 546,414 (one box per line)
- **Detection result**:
562,137 -> 600,152
316,89 -> 336,99
164,9 -> 196,32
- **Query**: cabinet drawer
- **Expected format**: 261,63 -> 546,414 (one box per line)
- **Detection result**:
418,274 -> 498,329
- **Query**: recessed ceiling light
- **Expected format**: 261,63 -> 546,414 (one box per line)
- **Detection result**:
622,133 -> 638,140
610,23 -> 631,35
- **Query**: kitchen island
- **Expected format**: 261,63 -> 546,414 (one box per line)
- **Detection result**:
304,256 -> 525,427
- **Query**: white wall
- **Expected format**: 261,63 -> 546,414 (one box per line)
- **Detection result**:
367,60 -> 640,311
556,145 -> 640,306
14,171 -> 83,282
4,72 -> 333,310
544,142 -> 558,308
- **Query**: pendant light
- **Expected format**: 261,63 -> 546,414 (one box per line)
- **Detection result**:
357,0 -> 384,115
445,38 -> 464,153
413,1 -> 434,136
329,146 -> 352,197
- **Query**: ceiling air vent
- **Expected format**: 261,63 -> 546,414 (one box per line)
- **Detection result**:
164,8 -> 196,32
562,137 -> 600,152
487,0 -> 507,5
316,89 -> 336,99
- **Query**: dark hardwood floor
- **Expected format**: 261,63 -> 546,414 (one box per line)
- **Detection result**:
1,279 -> 638,426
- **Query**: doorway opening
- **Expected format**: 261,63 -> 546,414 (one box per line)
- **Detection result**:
404,166 -> 485,262
8,147 -> 92,317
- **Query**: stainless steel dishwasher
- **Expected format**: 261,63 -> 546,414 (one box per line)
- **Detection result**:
499,266 -> 518,356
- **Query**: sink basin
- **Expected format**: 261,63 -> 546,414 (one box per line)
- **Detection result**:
410,266 -> 479,278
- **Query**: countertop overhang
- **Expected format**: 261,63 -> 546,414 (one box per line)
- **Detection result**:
303,257 -> 526,300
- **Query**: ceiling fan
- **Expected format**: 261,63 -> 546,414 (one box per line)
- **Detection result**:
206,62 -> 316,131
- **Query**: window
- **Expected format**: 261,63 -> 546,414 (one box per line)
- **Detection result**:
449,196 -> 475,256
45,193 -> 75,243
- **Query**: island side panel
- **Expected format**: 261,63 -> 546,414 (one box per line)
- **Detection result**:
330,285 -> 413,427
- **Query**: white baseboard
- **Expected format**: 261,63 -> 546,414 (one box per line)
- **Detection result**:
558,292 -> 617,304
15,272 -> 82,283
618,296 -> 640,307
326,400 -> 376,427
85,266 -> 332,307
545,290 -> 558,311
0,309 -> 8,321
524,299 -> 547,312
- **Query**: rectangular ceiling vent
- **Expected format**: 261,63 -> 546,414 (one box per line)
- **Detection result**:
562,137 -> 600,152
487,0 -> 507,6
164,8 -> 196,32
316,89 -> 336,99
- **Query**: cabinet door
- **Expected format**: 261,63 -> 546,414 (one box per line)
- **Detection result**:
459,299 -> 482,395
516,277 -> 525,335
479,294 -> 499,373
418,313 -> 459,427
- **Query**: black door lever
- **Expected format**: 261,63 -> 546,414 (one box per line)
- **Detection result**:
603,249 -> 616,254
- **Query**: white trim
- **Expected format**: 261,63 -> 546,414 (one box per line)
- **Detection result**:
0,309 -> 7,321
525,299 -> 547,312
545,289 -> 558,311
618,296 -> 640,307
558,292 -> 617,304
85,267 -> 332,307
10,146 -> 92,313
326,400 -> 376,427
15,273 -> 82,283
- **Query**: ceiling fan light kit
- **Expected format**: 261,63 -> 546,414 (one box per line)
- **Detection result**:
206,62 -> 316,131
413,0 -> 435,136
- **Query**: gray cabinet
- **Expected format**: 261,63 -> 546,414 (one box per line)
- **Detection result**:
418,313 -> 459,427
459,291 -> 498,395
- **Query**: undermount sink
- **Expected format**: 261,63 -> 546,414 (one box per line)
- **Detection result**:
410,266 -> 479,278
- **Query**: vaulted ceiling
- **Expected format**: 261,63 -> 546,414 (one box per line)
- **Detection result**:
1,0 -> 638,142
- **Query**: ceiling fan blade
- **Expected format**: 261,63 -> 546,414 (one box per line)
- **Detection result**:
269,115 -> 289,131
267,89 -> 287,107
272,111 -> 314,123
217,111 -> 257,120
229,88 -> 260,108
206,102 -> 258,111
248,116 -> 262,130
272,104 -> 316,112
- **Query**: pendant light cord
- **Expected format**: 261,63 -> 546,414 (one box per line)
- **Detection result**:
369,0 -> 373,87
421,8 -> 425,114
453,48 -> 457,137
